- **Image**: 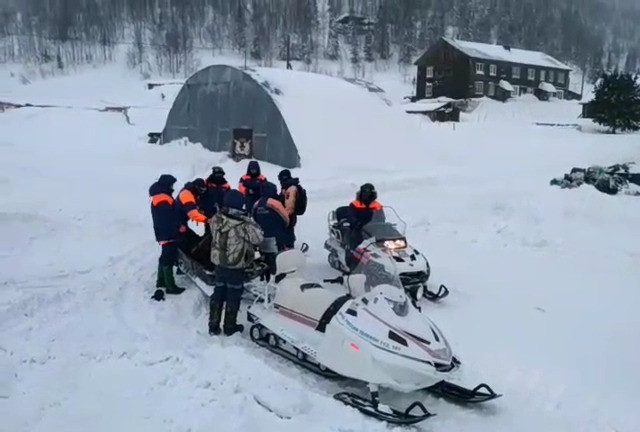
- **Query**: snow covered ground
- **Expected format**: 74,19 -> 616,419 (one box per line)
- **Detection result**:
1,62 -> 639,432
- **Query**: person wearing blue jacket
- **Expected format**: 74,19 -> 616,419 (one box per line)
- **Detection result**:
252,181 -> 289,281
238,160 -> 267,211
149,174 -> 185,298
201,166 -> 231,236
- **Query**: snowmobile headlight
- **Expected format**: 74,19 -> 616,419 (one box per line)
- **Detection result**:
383,239 -> 406,250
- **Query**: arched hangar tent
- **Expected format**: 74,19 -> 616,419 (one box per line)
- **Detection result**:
161,65 -> 424,172
161,65 -> 300,168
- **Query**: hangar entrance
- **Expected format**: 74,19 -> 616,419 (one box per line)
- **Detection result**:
230,128 -> 254,162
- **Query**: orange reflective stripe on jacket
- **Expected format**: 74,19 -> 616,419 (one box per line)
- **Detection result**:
238,182 -> 247,195
266,197 -> 290,226
151,193 -> 173,207
178,189 -> 196,205
351,200 -> 382,210
238,175 -> 266,195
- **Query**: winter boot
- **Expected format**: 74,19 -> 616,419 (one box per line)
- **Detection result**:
162,266 -> 186,295
208,298 -> 223,336
223,289 -> 244,336
156,262 -> 166,288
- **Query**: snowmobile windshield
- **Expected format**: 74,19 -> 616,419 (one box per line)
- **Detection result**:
384,292 -> 410,317
361,207 -> 407,242
350,243 -> 406,296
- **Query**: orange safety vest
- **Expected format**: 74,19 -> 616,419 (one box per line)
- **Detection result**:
350,200 -> 382,210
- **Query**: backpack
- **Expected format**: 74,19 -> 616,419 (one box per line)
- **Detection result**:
210,213 -> 263,269
294,184 -> 307,216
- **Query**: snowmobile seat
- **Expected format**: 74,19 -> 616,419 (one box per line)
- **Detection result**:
315,294 -> 351,333
332,206 -> 351,244
335,206 -> 350,224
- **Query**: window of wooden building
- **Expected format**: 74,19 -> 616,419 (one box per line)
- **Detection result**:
426,66 -> 434,78
528,68 -> 536,80
490,64 -> 497,76
512,66 -> 521,79
475,81 -> 484,95
475,62 -> 485,74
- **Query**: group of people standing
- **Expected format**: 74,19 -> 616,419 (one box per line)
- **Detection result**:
148,160 -> 306,336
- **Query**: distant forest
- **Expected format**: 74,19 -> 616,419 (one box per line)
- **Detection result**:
1,0 -> 639,80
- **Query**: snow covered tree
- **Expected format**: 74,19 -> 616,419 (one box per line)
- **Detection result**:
591,71 -> 640,134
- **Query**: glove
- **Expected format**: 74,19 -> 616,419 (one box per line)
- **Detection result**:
151,289 -> 165,302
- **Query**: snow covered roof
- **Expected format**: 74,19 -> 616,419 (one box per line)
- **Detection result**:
404,101 -> 450,113
244,68 -> 425,171
442,37 -> 572,71
499,80 -> 515,92
538,82 -> 557,93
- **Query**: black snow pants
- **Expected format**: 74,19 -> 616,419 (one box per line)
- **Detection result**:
209,267 -> 244,335
159,241 -> 178,266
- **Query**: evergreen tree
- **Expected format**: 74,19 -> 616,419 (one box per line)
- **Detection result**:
349,23 -> 360,66
232,0 -> 247,53
324,2 -> 340,61
364,31 -> 374,62
591,71 -> 640,134
373,3 -> 390,60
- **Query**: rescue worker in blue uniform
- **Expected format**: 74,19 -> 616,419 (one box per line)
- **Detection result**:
149,174 -> 185,299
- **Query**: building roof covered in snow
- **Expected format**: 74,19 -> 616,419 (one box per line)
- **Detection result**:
438,37 -> 572,71
538,82 -> 557,93
499,80 -> 515,92
161,66 -> 425,171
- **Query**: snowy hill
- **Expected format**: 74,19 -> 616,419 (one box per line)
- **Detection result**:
1,63 -> 640,432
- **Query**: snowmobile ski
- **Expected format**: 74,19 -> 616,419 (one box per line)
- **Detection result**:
425,380 -> 502,404
424,283 -> 450,302
333,392 -> 434,425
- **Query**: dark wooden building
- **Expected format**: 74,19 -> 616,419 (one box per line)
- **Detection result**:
414,37 -> 572,102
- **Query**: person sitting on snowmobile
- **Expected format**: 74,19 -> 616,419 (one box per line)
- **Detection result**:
201,166 -> 231,236
346,183 -> 383,270
238,160 -> 267,211
149,174 -> 185,299
208,189 -> 264,336
252,181 -> 289,281
176,178 -> 209,254
277,169 -> 306,251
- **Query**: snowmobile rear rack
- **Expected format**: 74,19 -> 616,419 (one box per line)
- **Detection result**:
424,284 -> 450,302
333,392 -> 434,425
425,380 -> 502,404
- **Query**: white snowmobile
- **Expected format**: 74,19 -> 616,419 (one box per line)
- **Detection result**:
246,249 -> 500,425
324,205 -> 449,302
